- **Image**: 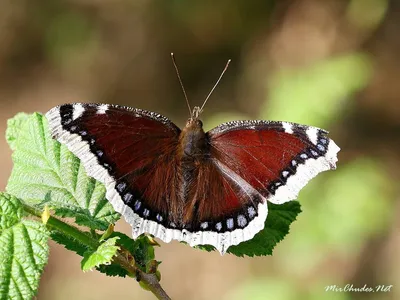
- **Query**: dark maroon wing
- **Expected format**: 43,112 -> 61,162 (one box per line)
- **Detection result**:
207,120 -> 340,206
46,103 -> 181,236
207,120 -> 339,206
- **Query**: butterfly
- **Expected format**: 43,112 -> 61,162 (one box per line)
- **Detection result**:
45,57 -> 340,254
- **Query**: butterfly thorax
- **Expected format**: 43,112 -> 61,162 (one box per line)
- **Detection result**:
180,118 -> 208,158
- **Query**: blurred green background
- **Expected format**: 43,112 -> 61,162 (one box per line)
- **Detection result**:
0,0 -> 399,299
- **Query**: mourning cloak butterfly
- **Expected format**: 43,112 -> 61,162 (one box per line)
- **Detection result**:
46,103 -> 340,254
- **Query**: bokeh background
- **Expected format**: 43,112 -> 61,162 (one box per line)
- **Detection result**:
1,0 -> 399,299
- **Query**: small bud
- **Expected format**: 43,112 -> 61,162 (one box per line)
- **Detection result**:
146,235 -> 160,247
139,281 -> 151,291
100,224 -> 115,241
41,205 -> 50,224
155,270 -> 161,281
146,260 -> 161,274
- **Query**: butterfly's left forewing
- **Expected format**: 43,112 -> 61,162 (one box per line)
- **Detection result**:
207,120 -> 340,205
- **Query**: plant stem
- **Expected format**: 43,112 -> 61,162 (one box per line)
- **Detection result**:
22,204 -> 171,300
113,253 -> 171,300
23,204 -> 99,248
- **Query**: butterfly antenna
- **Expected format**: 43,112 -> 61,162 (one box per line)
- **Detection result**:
171,53 -> 192,116
199,59 -> 231,113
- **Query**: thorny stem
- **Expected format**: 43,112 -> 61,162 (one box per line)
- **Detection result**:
22,204 -> 171,300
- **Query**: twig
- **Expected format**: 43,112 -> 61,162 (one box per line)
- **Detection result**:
22,204 -> 172,300
113,253 -> 171,300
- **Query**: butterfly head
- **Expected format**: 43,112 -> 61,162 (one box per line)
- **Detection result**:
186,106 -> 203,129
186,118 -> 203,130
183,106 -> 205,143
182,106 -> 207,157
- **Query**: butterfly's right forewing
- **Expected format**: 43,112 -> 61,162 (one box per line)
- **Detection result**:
47,103 -> 182,241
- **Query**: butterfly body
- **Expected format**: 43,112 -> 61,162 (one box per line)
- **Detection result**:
46,103 -> 340,254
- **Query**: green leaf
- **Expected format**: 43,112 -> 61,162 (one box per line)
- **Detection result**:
6,113 -> 120,230
0,193 -> 24,230
51,231 -> 155,277
130,235 -> 156,272
51,230 -> 129,277
0,193 -> 49,300
228,201 -> 301,257
96,262 -> 130,278
198,201 -> 301,257
97,233 -> 156,277
96,232 -> 134,277
95,239 -> 133,276
50,230 -> 89,257
81,237 -> 120,272
5,112 -> 30,151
